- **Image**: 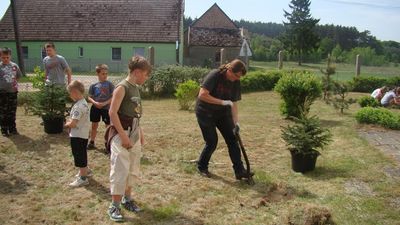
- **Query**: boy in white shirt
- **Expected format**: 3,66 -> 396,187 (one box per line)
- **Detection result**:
65,80 -> 91,187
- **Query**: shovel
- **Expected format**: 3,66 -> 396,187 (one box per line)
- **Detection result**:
233,125 -> 255,185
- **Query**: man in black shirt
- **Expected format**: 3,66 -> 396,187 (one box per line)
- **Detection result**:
196,59 -> 253,180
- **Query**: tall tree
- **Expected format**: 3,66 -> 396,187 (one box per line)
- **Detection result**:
282,0 -> 320,65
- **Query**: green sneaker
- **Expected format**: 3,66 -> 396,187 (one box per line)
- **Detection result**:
108,204 -> 124,222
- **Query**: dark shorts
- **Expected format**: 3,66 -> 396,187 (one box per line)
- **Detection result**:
70,137 -> 88,168
90,105 -> 110,124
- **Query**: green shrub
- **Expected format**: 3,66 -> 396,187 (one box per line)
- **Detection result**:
351,76 -> 387,93
174,80 -> 200,110
355,107 -> 400,130
18,91 -> 36,106
144,65 -> 209,97
275,70 -> 322,118
241,70 -> 283,93
358,96 -> 380,108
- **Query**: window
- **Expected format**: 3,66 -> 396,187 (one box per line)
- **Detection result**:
22,46 -> 28,59
78,47 -> 84,57
112,48 -> 122,61
41,48 -> 47,59
133,47 -> 145,57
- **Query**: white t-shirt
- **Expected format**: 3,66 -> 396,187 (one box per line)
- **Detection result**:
381,91 -> 397,106
371,88 -> 382,99
69,98 -> 90,139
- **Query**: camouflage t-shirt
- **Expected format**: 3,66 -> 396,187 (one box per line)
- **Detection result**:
0,61 -> 22,93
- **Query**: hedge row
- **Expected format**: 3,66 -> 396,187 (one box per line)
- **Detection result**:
355,107 -> 400,130
241,70 -> 284,93
351,76 -> 400,93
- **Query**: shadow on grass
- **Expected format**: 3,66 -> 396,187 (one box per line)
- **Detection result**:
8,134 -> 52,156
124,205 -> 205,225
84,177 -> 109,201
85,176 -> 205,224
0,163 -> 31,195
304,166 -> 350,180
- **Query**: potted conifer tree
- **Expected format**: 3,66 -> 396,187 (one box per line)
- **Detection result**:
281,113 -> 332,173
28,67 -> 68,134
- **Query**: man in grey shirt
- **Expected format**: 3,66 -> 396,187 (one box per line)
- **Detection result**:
43,42 -> 72,85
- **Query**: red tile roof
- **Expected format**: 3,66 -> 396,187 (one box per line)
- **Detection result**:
188,3 -> 242,47
0,0 -> 183,43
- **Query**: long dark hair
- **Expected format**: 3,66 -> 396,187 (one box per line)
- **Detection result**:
218,59 -> 247,76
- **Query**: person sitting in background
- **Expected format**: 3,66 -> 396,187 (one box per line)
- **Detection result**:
381,87 -> 400,107
371,86 -> 388,101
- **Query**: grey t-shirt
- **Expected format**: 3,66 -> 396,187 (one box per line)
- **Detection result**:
69,98 -> 90,139
43,55 -> 70,85
0,61 -> 22,93
381,91 -> 397,106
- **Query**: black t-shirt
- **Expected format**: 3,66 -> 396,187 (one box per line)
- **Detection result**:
196,69 -> 241,113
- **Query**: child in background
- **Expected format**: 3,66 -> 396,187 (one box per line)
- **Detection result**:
106,56 -> 151,222
65,80 -> 91,187
0,47 -> 22,137
371,86 -> 388,101
87,64 -> 114,149
381,87 -> 400,107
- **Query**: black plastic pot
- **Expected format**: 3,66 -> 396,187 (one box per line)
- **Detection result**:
290,150 -> 319,173
42,116 -> 64,134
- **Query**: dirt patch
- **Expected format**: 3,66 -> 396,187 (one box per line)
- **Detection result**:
384,166 -> 400,180
258,183 -> 295,207
344,179 -> 375,196
275,203 -> 334,225
389,197 -> 400,208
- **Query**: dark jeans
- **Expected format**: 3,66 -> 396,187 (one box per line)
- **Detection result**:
0,92 -> 18,131
196,109 -> 244,173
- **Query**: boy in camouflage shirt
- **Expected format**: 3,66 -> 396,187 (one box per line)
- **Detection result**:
0,48 -> 22,136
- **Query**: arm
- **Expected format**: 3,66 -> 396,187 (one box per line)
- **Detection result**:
232,102 -> 239,124
198,88 -> 231,106
99,98 -> 112,106
109,86 -> 132,149
65,67 -> 72,84
65,119 -> 79,128
140,127 -> 145,145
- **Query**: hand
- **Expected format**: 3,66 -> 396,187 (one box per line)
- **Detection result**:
222,100 -> 233,107
121,135 -> 133,149
233,123 -> 240,135
140,133 -> 145,146
94,102 -> 103,109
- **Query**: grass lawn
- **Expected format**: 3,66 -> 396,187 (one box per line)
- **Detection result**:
251,61 -> 400,81
1,92 -> 400,224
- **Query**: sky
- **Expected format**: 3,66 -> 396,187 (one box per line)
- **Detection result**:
0,0 -> 399,42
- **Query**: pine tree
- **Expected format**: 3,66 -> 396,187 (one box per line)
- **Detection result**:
282,0 -> 320,65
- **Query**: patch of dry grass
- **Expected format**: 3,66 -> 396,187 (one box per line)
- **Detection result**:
0,91 -> 399,224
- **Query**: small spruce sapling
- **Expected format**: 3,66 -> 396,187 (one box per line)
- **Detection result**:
320,54 -> 336,101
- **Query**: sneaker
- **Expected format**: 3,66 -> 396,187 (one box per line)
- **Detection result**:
68,177 -> 89,188
8,128 -> 19,135
75,168 -> 94,178
121,198 -> 142,213
108,205 -> 124,222
87,141 -> 96,150
235,169 -> 255,180
198,168 -> 212,178
1,129 -> 9,137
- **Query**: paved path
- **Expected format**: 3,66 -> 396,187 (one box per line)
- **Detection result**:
359,130 -> 400,164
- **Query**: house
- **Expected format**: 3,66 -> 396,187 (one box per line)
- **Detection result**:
183,3 -> 249,67
0,0 -> 184,72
